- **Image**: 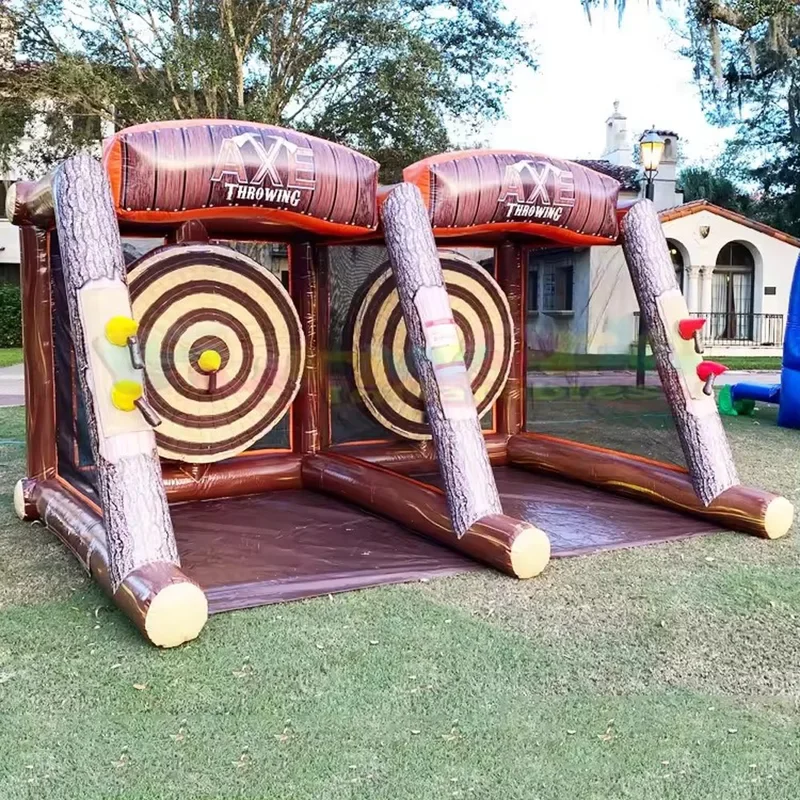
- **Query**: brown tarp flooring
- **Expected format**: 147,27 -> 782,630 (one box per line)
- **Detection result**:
172,467 -> 720,614
421,466 -> 720,557
172,490 -> 476,614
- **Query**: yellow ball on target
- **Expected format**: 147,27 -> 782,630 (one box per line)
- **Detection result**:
105,315 -> 139,347
111,379 -> 143,412
198,349 -> 222,373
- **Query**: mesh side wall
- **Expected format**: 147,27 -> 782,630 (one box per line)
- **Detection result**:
51,234 -> 98,498
524,244 -> 687,467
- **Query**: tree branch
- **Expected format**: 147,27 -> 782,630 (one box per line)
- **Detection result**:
105,0 -> 146,82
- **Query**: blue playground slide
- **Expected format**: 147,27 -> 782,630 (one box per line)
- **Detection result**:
719,254 -> 800,428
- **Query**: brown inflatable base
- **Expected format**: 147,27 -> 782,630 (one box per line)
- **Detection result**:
171,465 -> 722,610
423,466 -> 721,557
171,490 -> 476,612
27,459 -> 763,622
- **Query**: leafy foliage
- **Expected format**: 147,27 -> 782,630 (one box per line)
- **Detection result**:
678,165 -> 756,216
0,0 -> 535,180
580,0 -> 661,23
0,283 -> 22,347
686,1 -> 800,234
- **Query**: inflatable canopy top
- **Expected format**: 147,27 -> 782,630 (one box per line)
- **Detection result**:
102,119 -> 381,237
404,150 -> 621,247
9,121 -> 624,247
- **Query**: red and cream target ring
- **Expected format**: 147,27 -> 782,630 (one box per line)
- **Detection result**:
128,244 -> 304,463
351,252 -> 514,440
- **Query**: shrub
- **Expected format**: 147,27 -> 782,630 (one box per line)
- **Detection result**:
0,283 -> 22,348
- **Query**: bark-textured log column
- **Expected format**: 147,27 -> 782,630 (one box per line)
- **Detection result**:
496,242 -> 525,437
51,154 -> 207,647
13,228 -> 57,521
302,453 -> 550,578
509,433 -> 793,540
291,243 -> 320,454
620,200 -> 739,505
382,183 -> 502,535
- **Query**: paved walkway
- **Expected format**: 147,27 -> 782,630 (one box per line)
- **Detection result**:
527,369 -> 781,388
0,364 -> 24,407
0,364 -> 784,408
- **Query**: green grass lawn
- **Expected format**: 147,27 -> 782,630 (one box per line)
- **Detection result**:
528,351 -> 782,372
0,348 -> 23,368
1,402 -> 799,799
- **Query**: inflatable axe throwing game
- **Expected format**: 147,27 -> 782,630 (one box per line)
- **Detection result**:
6,120 -> 793,646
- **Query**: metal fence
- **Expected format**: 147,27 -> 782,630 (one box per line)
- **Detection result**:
633,312 -> 784,347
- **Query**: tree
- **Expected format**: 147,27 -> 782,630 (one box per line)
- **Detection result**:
678,165 -> 755,216
0,0 -> 535,179
586,1 -> 800,236
580,0 -> 661,22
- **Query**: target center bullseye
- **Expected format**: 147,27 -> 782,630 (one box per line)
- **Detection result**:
189,336 -> 230,375
198,349 -> 222,373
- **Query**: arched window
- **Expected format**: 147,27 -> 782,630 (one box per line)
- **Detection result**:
667,240 -> 684,291
713,242 -> 755,340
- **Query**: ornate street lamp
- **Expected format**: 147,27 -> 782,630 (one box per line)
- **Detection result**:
639,129 -> 666,202
635,129 -> 666,387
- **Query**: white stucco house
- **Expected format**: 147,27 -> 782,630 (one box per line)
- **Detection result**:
528,104 -> 800,357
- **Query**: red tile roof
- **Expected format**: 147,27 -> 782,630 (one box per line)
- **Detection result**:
659,200 -> 800,249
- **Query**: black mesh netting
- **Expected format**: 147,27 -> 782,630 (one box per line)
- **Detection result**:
524,246 -> 686,467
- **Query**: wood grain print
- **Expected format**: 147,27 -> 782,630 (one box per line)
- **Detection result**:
350,252 -> 514,440
104,120 -> 379,235
128,244 -> 305,463
404,151 -> 621,244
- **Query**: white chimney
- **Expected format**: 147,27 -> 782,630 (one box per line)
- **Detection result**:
645,129 -> 683,211
602,101 -> 631,167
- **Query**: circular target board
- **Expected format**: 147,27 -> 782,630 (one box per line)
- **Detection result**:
128,244 -> 305,463
351,252 -> 514,440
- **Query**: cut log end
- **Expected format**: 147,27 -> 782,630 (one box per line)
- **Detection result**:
144,582 -> 209,648
762,496 -> 794,540
14,478 -> 38,521
509,524 -> 552,579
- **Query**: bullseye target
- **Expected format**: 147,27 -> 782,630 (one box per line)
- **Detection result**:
128,244 -> 304,463
351,252 -> 514,440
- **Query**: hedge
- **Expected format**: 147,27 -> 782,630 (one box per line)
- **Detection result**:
0,283 -> 22,347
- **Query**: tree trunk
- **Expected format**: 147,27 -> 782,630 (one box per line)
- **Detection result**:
381,183 -> 502,535
620,200 -> 739,505
52,154 -> 206,646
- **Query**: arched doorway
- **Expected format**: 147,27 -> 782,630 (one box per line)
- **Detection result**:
713,242 -> 755,340
667,240 -> 685,291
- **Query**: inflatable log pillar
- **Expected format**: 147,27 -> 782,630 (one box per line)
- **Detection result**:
508,433 -> 793,540
51,155 -> 207,647
302,453 -> 551,578
620,200 -> 739,505
381,183 -> 504,535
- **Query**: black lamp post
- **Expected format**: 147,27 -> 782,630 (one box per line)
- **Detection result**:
635,129 -> 666,387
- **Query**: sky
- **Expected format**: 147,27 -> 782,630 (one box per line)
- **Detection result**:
480,0 -> 731,166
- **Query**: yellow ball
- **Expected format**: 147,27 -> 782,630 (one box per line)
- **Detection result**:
198,349 -> 222,373
111,379 -> 143,412
105,316 -> 139,347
